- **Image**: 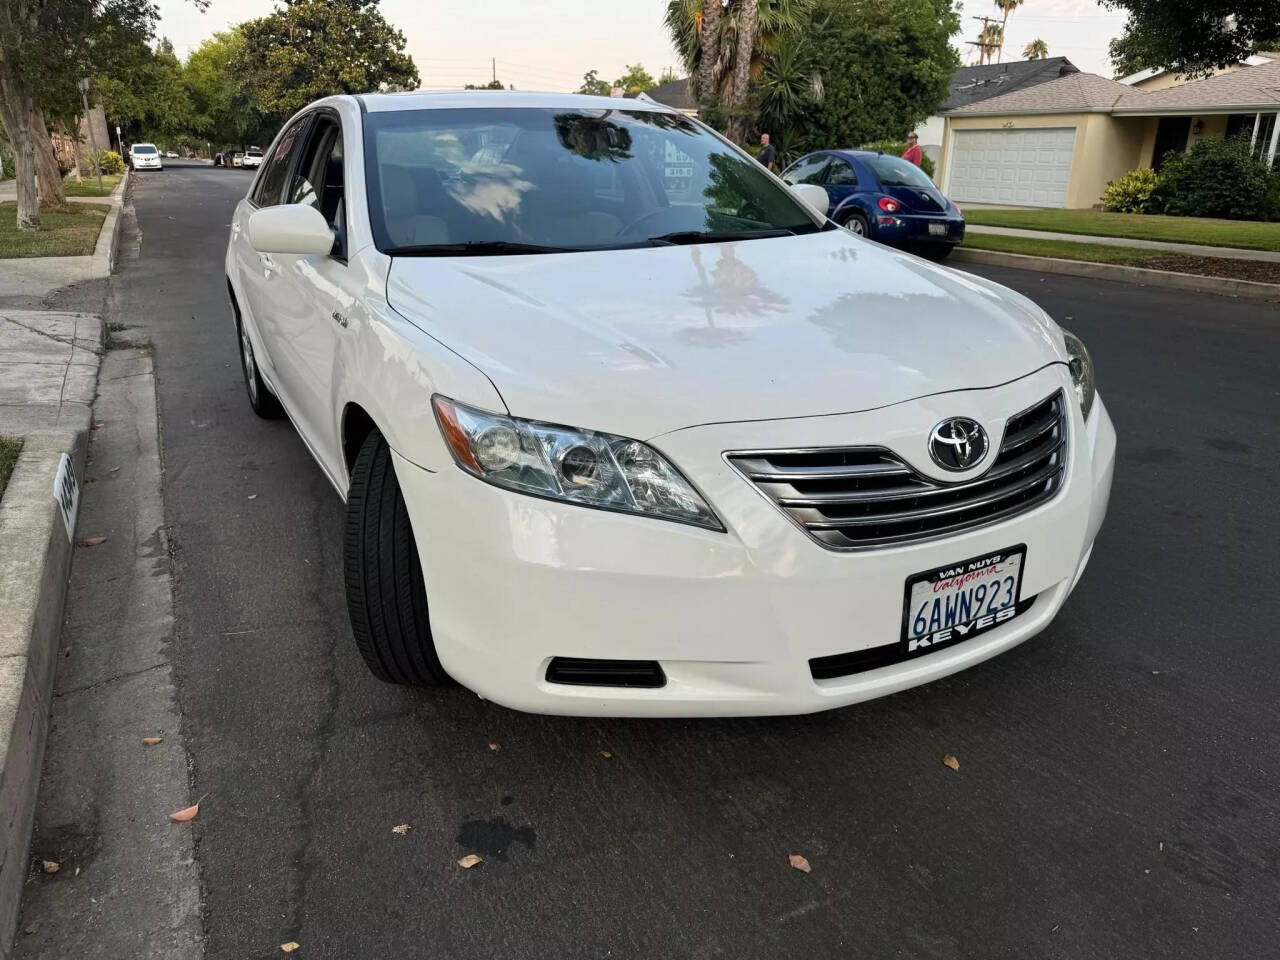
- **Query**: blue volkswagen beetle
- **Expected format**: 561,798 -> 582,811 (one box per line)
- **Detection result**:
780,150 -> 965,260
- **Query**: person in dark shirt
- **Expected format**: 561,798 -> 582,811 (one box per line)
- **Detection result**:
757,132 -> 778,172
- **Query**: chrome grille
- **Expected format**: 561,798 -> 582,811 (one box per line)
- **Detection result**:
726,391 -> 1068,550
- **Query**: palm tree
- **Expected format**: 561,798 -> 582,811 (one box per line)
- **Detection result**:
665,0 -> 813,130
993,0 -> 1024,63
976,22 -> 1002,65
1023,38 -> 1049,60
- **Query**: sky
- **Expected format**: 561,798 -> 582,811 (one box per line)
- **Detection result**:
153,0 -> 1132,89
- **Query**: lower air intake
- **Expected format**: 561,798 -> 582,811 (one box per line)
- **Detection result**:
545,657 -> 667,688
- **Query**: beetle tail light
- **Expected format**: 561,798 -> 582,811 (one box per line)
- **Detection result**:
877,196 -> 900,213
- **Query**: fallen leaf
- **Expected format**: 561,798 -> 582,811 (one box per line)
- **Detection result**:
392,824 -> 410,835
488,742 -> 500,752
41,860 -> 59,874
142,737 -> 163,746
79,536 -> 106,547
169,794 -> 207,823
457,853 -> 483,869
943,754 -> 960,772
788,853 -> 811,873
247,494 -> 258,500
280,943 -> 300,953
92,420 -> 105,429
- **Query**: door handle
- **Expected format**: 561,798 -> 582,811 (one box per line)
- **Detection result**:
259,253 -> 275,278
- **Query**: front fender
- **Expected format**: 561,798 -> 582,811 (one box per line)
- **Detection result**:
334,249 -> 507,481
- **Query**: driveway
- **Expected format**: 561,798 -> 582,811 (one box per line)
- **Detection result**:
24,164 -> 1280,958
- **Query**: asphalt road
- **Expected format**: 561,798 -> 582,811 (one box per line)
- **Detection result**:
109,162 -> 1280,959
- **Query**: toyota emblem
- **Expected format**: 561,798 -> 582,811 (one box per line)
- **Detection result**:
929,417 -> 989,471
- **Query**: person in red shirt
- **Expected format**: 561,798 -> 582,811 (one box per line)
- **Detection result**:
902,132 -> 923,167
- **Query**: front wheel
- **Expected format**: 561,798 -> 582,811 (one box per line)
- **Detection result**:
344,430 -> 451,686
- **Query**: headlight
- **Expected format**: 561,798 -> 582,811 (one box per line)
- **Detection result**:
1061,328 -> 1095,420
432,397 -> 723,531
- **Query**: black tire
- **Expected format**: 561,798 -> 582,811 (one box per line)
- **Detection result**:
235,315 -> 284,418
919,244 -> 955,262
344,430 -> 451,686
842,211 -> 870,237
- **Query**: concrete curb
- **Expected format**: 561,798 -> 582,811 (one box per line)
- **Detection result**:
951,247 -> 1280,302
90,170 -> 129,279
0,429 -> 88,956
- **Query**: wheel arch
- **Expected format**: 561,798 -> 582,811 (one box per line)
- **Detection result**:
340,401 -> 379,482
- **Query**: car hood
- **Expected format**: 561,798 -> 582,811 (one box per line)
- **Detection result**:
386,229 -> 1066,440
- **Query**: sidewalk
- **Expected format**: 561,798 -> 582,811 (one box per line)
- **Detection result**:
0,174 -> 128,300
964,224 -> 1280,264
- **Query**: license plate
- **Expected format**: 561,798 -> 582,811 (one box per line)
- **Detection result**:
928,222 -> 948,236
901,546 -> 1026,655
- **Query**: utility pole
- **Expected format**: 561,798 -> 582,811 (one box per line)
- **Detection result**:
965,16 -> 1001,66
77,77 -> 103,194
492,57 -> 497,85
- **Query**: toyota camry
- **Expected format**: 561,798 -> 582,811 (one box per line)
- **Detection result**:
225,91 -> 1115,716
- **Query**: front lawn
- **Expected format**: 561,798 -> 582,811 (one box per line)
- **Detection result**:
0,437 -> 22,502
63,173 -> 123,198
962,208 -> 1280,253
962,233 -> 1280,285
0,202 -> 108,258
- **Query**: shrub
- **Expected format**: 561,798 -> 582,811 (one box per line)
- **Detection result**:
1150,136 -> 1270,220
1102,167 -> 1157,213
860,139 -> 936,180
1264,169 -> 1280,222
0,148 -> 13,180
92,150 -> 124,175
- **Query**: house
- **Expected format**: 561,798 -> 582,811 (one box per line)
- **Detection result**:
937,58 -> 1280,208
635,78 -> 699,116
916,58 -> 1080,164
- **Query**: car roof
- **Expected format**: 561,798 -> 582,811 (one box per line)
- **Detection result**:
354,89 -> 676,114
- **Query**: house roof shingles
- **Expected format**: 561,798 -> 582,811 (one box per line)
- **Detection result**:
949,58 -> 1280,117
1113,58 -> 1280,113
948,71 -> 1137,116
941,57 -> 1079,112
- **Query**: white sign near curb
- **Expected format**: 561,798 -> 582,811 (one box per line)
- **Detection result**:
53,452 -> 79,541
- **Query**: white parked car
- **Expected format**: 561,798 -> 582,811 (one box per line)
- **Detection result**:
242,147 -> 264,169
130,142 -> 162,170
225,92 -> 1115,717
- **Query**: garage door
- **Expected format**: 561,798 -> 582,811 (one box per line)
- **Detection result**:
947,128 -> 1077,207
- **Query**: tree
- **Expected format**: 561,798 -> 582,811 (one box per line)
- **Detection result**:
185,30 -> 267,148
977,21 -> 1003,65
0,0 -> 157,229
665,0 -> 814,139
577,69 -> 611,95
1023,38 -> 1048,60
613,63 -> 656,95
792,0 -> 960,154
465,80 -> 505,89
658,66 -> 680,85
993,0 -> 1023,63
236,0 -> 419,130
1104,1 -> 1280,77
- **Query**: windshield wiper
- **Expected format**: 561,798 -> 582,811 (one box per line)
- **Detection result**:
645,228 -> 797,246
388,241 -> 578,257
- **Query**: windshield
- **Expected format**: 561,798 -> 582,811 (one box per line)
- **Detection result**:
133,144 -> 157,155
363,107 -> 825,254
865,154 -> 934,189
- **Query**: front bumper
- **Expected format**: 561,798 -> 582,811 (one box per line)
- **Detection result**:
394,365 -> 1115,717
133,157 -> 162,169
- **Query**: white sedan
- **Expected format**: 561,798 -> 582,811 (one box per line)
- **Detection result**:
225,92 -> 1115,717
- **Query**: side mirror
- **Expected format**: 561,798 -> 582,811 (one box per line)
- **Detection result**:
247,204 -> 335,255
791,183 -> 830,217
